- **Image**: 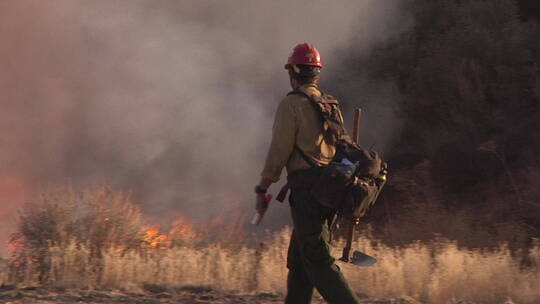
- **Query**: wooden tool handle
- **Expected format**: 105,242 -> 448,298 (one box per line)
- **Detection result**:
340,108 -> 363,263
340,219 -> 354,262
352,108 -> 362,144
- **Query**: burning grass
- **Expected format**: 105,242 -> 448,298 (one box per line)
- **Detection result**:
2,187 -> 540,304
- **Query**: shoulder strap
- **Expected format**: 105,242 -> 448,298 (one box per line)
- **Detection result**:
287,87 -> 354,168
287,88 -> 348,140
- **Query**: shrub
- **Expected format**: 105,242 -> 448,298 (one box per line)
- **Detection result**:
9,186 -> 144,284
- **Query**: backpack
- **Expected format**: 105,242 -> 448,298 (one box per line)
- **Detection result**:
288,87 -> 387,218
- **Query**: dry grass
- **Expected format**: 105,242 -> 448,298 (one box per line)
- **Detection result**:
4,229 -> 537,304
4,187 -> 540,304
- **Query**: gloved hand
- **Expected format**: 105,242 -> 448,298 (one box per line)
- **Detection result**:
252,180 -> 273,225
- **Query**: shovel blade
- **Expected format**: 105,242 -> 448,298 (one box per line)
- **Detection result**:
350,250 -> 377,267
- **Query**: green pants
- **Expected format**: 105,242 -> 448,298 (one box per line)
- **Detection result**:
284,188 -> 360,304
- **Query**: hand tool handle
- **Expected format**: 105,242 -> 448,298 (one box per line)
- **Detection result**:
352,108 -> 362,145
340,108 -> 362,262
340,217 -> 360,262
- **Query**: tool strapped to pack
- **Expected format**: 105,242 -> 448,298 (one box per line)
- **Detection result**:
276,86 -> 387,219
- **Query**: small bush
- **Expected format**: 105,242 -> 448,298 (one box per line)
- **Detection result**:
9,186 -> 144,284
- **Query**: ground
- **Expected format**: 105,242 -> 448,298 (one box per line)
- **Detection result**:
0,285 -> 420,304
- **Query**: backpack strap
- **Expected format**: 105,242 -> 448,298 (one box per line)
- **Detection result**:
287,88 -> 349,141
277,87 -> 350,203
294,145 -> 320,168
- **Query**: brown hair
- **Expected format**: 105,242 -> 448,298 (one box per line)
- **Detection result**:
288,64 -> 321,85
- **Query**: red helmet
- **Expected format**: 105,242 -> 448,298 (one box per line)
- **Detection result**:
284,43 -> 323,69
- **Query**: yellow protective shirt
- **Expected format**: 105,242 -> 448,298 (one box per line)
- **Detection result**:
260,84 -> 344,182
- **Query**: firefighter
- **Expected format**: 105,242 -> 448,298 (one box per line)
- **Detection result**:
255,43 -> 360,304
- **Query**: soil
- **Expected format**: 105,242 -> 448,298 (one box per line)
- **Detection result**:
0,284 -> 420,304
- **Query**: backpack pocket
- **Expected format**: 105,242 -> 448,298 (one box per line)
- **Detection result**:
310,162 -> 354,209
342,177 -> 382,218
310,158 -> 386,218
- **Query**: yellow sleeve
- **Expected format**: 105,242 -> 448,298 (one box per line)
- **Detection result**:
260,99 -> 297,182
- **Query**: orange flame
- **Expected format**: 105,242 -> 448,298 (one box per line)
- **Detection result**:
141,225 -> 171,249
140,215 -> 198,248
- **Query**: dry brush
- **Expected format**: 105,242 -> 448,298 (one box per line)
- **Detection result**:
2,187 -> 539,304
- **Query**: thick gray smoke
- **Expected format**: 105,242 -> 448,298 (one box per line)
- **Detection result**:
0,0 -> 408,253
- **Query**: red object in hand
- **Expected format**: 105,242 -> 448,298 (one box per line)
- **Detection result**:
284,43 -> 323,69
252,194 -> 273,225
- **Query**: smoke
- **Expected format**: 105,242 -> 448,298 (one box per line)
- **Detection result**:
0,0 -> 408,250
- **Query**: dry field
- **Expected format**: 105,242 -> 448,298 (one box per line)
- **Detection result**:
2,229 -> 539,304
2,187 -> 539,304
0,284 -> 426,304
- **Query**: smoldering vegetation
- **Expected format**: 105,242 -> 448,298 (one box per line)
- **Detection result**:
2,187 -> 540,304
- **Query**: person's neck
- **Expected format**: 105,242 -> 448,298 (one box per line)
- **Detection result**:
294,82 -> 317,90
